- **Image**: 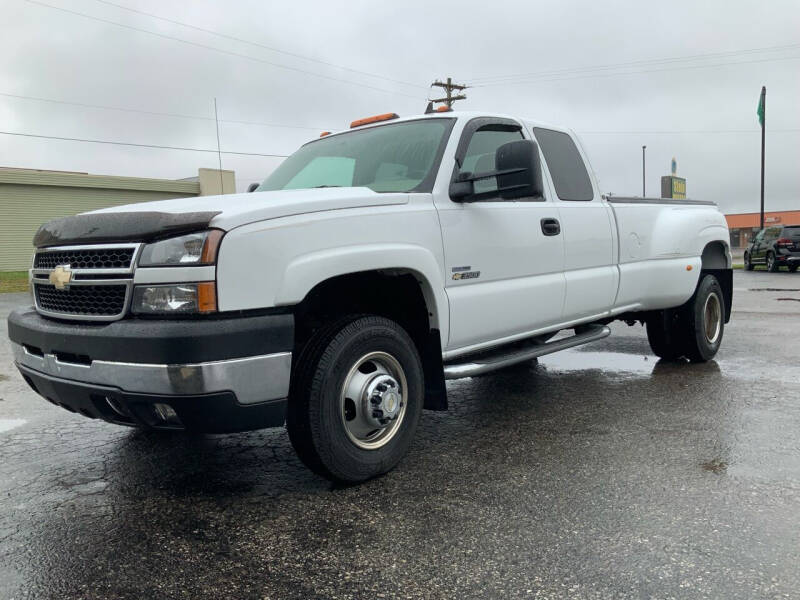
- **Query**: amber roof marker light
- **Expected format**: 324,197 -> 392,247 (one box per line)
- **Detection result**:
350,113 -> 399,128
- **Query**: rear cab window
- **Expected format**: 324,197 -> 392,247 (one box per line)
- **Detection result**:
533,127 -> 594,201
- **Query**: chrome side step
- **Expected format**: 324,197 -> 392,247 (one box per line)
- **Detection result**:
442,325 -> 611,380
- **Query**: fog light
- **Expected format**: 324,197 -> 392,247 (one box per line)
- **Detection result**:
152,403 -> 182,427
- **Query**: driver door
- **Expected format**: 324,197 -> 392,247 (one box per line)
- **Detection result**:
435,118 -> 566,352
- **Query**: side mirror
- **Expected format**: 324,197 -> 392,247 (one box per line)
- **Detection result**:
449,172 -> 474,200
495,139 -> 543,200
247,182 -> 259,193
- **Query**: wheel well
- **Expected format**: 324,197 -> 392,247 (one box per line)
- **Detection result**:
701,241 -> 730,269
293,271 -> 447,410
700,241 -> 732,323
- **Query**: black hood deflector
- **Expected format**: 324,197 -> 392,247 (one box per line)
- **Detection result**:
33,211 -> 222,248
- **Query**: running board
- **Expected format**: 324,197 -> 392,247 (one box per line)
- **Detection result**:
442,325 -> 611,380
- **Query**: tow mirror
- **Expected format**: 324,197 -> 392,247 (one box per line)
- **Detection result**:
449,172 -> 474,200
495,139 -> 543,200
247,182 -> 259,193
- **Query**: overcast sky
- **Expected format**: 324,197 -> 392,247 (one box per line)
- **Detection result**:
2,0 -> 799,214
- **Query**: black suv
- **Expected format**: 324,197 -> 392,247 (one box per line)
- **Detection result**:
744,224 -> 800,272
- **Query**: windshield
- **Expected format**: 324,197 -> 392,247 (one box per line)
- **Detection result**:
257,118 -> 455,194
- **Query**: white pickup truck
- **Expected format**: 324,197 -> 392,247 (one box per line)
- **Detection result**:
8,110 -> 732,482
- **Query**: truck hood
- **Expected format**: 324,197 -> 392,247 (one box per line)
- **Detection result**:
33,188 -> 409,247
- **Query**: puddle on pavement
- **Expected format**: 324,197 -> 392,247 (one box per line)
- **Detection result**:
748,288 -> 800,292
0,419 -> 26,434
538,350 -> 656,377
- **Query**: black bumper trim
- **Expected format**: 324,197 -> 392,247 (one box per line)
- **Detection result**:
19,364 -> 287,434
8,307 -> 294,364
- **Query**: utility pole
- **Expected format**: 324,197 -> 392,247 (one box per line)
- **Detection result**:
642,145 -> 646,197
430,77 -> 467,108
758,86 -> 766,231
214,98 -> 224,195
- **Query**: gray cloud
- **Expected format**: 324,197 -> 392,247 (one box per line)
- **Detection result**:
2,0 -> 798,213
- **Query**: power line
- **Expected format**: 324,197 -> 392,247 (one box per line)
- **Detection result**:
578,129 -> 800,135
469,54 -> 800,88
0,91 -> 334,131
22,0 -> 423,101
468,42 -> 800,84
89,0 -> 425,90
0,130 -> 288,157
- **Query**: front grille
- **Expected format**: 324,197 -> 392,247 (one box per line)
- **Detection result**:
34,248 -> 135,270
34,283 -> 127,317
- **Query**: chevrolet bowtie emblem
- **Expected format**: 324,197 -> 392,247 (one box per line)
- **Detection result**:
49,264 -> 73,290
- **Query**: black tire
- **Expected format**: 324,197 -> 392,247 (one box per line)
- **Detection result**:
681,274 -> 725,363
645,308 -> 685,360
286,315 -> 424,483
767,251 -> 779,272
646,274 -> 725,363
789,264 -> 798,273
743,252 -> 754,271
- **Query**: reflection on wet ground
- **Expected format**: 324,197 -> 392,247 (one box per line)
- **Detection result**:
1,275 -> 800,598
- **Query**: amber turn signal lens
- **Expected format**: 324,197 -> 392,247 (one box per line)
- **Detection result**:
196,281 -> 217,313
200,230 -> 224,264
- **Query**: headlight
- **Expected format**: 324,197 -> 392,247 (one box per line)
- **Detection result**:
131,282 -> 217,314
138,230 -> 223,267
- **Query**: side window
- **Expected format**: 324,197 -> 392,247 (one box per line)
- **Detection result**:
754,230 -> 765,242
459,125 -> 523,197
533,128 -> 594,201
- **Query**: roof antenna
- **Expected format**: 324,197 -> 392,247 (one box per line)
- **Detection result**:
424,101 -> 434,114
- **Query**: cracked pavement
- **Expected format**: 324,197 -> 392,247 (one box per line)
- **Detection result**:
1,270 -> 800,599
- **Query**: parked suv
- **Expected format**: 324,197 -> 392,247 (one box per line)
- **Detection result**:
744,225 -> 800,272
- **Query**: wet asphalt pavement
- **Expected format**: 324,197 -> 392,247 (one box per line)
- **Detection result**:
2,270 -> 800,599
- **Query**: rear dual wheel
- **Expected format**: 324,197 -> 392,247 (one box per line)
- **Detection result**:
646,274 -> 725,363
286,315 -> 423,483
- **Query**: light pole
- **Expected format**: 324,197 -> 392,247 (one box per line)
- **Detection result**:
642,145 -> 646,197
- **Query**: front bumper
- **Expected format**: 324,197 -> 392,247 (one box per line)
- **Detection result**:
8,307 -> 294,433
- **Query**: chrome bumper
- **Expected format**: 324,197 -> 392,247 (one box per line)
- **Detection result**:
11,341 -> 291,405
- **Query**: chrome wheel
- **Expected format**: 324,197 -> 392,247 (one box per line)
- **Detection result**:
767,253 -> 775,271
340,351 -> 407,450
703,292 -> 722,345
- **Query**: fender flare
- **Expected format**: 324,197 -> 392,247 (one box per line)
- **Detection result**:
274,243 -> 450,343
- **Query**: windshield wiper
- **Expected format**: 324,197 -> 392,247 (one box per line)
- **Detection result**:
312,185 -> 342,188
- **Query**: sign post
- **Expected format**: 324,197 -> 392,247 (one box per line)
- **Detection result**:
758,86 -> 766,231
661,158 -> 686,199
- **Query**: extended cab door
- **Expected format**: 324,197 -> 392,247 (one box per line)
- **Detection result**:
530,126 -> 617,322
435,117 -> 566,352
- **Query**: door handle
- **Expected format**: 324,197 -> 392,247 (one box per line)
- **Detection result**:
540,218 -> 561,236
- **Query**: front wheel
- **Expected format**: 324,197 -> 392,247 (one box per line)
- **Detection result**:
286,315 -> 424,483
743,252 -> 754,271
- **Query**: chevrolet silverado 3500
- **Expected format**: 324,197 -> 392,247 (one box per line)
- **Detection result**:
8,111 -> 732,482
